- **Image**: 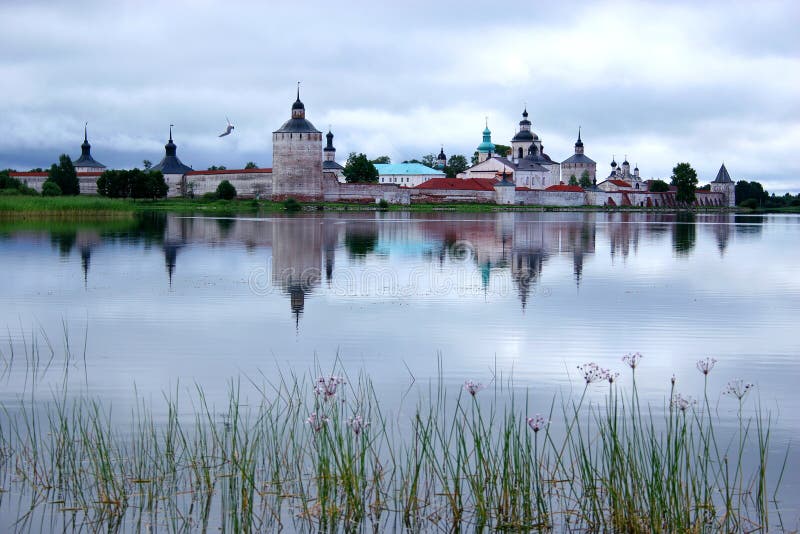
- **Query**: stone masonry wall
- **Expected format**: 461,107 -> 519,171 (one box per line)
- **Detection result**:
272,132 -> 323,200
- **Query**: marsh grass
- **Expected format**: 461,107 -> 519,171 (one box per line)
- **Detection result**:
0,338 -> 789,532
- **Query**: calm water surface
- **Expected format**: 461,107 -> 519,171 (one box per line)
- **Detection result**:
1,211 -> 799,526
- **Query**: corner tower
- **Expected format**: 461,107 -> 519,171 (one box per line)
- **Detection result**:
710,163 -> 735,207
272,84 -> 323,200
73,123 -> 107,173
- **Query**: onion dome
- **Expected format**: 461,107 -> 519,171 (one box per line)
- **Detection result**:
477,119 -> 495,153
150,125 -> 193,175
437,147 -> 447,161
512,130 -> 534,142
275,85 -> 320,134
72,123 -> 106,169
324,129 -> 335,152
519,107 -> 531,127
611,157 -> 617,168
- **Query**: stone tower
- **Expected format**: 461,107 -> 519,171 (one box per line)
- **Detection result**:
560,127 -> 596,184
150,125 -> 193,197
710,163 -> 735,207
272,85 -> 323,200
73,123 -> 106,173
511,108 -> 536,162
322,129 -> 344,181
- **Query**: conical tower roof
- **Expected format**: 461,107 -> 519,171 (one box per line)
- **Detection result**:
73,123 -> 106,169
150,125 -> 193,174
712,163 -> 733,183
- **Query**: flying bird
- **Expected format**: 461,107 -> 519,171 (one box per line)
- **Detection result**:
219,117 -> 234,137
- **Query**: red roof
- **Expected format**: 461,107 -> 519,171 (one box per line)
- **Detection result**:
186,168 -> 272,176
515,186 -> 533,191
10,171 -> 102,177
415,178 -> 498,191
609,180 -> 632,187
10,172 -> 48,177
546,184 -> 584,192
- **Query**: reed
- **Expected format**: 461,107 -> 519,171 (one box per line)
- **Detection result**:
0,340 -> 788,532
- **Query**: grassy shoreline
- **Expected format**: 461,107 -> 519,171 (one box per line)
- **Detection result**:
0,351 -> 786,532
0,194 -> 762,216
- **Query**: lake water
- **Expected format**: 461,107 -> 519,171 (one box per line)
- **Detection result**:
1,210 -> 799,529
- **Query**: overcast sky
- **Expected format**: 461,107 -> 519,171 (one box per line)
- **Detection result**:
1,0 -> 798,192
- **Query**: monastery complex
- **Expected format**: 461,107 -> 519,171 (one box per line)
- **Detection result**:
10,91 -> 736,208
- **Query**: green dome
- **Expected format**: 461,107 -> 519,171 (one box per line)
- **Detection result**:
477,123 -> 495,153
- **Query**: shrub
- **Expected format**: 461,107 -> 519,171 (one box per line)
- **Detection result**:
201,192 -> 219,201
42,181 -> 62,196
739,198 -> 758,209
378,198 -> 389,210
283,197 -> 301,212
216,180 -> 237,200
649,179 -> 670,193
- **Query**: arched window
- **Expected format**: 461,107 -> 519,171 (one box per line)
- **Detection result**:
518,147 -> 523,159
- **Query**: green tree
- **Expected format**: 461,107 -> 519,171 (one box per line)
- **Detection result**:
47,154 -> 79,195
735,180 -> 768,206
207,165 -> 227,171
370,156 -> 391,164
579,170 -> 593,189
216,179 -> 237,200
649,179 -> 669,192
402,159 -> 422,164
142,159 -> 152,170
421,154 -> 436,168
568,174 -> 578,186
42,181 -> 62,196
244,161 -> 258,169
444,154 -> 468,178
493,144 -> 511,157
671,162 -> 698,204
343,153 -> 379,183
97,169 -> 168,199
471,151 -> 480,165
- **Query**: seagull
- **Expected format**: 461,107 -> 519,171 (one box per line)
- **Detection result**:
219,117 -> 234,137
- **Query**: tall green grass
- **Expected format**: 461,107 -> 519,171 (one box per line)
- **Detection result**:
0,341 -> 788,532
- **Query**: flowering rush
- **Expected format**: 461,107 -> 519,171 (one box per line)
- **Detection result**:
671,393 -> 696,412
577,362 -> 613,384
306,412 -> 329,432
347,415 -> 369,436
622,352 -> 643,369
314,376 -> 346,399
463,380 -> 486,397
696,357 -> 717,376
723,379 -> 755,400
526,414 -> 548,433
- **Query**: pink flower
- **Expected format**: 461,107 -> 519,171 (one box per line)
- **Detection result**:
526,414 -> 548,433
314,376 -> 346,399
347,415 -> 369,436
577,363 -> 613,385
306,412 -> 329,432
671,393 -> 696,412
463,380 -> 486,397
622,352 -> 643,369
696,358 -> 717,376
723,379 -> 755,400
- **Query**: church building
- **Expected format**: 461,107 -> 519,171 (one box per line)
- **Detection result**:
150,126 -> 194,197
560,128 -> 596,185
463,108 -> 560,189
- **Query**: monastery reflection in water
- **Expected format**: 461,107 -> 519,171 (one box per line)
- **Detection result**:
20,212 -> 757,323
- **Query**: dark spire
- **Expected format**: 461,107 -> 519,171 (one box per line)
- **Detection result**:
169,124 -> 173,142
292,82 -> 304,111
73,122 -> 106,169
324,128 -> 335,152
522,106 -> 528,118
575,126 -> 583,147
